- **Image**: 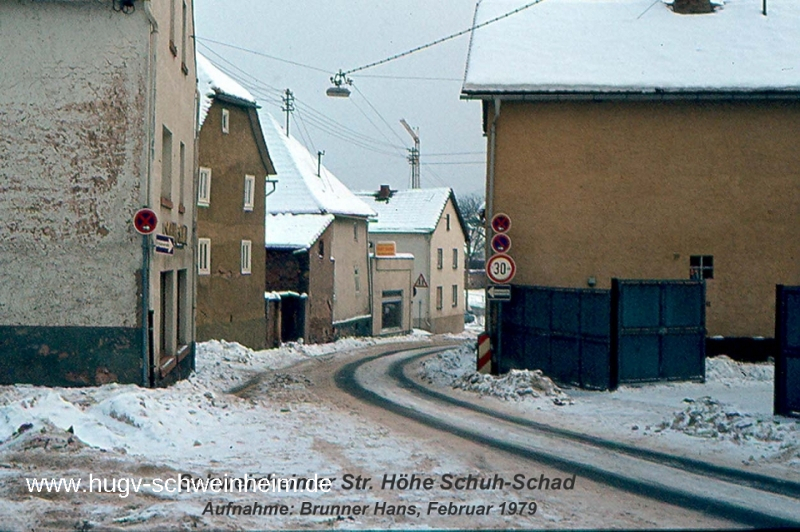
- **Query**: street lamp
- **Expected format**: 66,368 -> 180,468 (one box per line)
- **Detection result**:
326,70 -> 352,98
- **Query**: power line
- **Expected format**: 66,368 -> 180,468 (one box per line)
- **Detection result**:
198,49 -> 406,155
359,74 -> 463,82
425,151 -> 485,157
341,0 -> 548,76
352,84 -> 408,147
194,36 -> 330,74
422,161 -> 486,166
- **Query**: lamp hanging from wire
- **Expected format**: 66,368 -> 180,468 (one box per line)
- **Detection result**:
326,70 -> 352,98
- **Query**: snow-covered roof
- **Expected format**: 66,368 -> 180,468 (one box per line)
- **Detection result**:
265,213 -> 334,250
261,114 -> 376,218
355,188 -> 463,235
197,53 -> 257,128
462,0 -> 800,97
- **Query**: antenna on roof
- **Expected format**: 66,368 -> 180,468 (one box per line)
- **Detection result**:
317,150 -> 325,177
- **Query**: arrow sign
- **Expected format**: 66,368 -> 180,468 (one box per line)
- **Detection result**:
154,234 -> 175,255
486,284 -> 511,301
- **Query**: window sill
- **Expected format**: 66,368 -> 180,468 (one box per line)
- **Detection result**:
160,196 -> 174,210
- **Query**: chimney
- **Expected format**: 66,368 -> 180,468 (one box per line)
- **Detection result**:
378,184 -> 392,200
671,0 -> 715,14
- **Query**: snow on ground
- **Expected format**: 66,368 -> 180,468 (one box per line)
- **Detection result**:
419,346 -> 800,472
1,330 -> 796,529
419,345 -> 572,405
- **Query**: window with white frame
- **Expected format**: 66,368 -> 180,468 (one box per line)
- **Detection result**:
452,248 -> 458,269
436,248 -> 443,269
243,175 -> 255,211
452,284 -> 458,307
241,240 -> 252,275
690,255 -> 714,280
197,167 -> 211,206
436,286 -> 443,310
198,238 -> 211,275
221,108 -> 230,134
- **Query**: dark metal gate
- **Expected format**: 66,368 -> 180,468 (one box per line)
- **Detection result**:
611,279 -> 706,386
501,286 -> 611,389
775,285 -> 800,418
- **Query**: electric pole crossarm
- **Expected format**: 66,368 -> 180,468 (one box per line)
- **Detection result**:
400,119 -> 420,189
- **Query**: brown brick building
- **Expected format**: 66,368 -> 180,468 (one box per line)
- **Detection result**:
462,0 -> 800,344
196,54 -> 275,349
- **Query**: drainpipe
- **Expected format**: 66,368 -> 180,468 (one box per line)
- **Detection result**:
486,98 -> 501,374
142,0 -> 158,387
365,219 -> 374,335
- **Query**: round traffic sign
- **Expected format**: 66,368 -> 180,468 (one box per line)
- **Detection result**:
486,253 -> 516,284
490,212 -> 512,234
491,233 -> 512,254
133,208 -> 158,235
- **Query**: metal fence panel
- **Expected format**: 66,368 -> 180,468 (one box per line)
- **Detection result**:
613,279 -> 705,385
775,286 -> 800,418
501,285 -> 611,389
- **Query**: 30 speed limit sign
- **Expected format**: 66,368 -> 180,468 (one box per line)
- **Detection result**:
486,254 -> 516,284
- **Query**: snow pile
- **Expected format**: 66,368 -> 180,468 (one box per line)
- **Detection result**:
419,344 -> 572,404
657,396 -> 799,445
455,369 -> 572,405
706,355 -> 773,383
419,343 -> 476,386
0,420 -> 85,453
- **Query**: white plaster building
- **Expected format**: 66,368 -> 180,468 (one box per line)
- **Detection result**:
356,187 -> 468,334
261,115 -> 376,339
0,0 -> 198,386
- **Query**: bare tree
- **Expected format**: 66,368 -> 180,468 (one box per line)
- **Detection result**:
458,192 -> 486,270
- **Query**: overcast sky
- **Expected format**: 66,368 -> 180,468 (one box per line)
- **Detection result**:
193,0 -> 487,200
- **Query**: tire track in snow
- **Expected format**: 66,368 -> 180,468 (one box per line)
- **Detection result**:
336,345 -> 800,529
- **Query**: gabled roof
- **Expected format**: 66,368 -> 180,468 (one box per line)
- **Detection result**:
197,53 -> 257,128
355,188 -> 468,239
265,213 -> 334,250
261,114 -> 375,218
462,0 -> 800,98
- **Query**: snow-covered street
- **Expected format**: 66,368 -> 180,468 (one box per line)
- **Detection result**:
0,329 -> 797,530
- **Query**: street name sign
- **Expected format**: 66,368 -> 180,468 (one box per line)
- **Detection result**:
154,234 -> 175,255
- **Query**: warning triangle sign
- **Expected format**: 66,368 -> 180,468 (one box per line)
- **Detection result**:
414,274 -> 428,288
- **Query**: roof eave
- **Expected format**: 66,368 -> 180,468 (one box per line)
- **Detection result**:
461,88 -> 800,102
214,92 -> 259,109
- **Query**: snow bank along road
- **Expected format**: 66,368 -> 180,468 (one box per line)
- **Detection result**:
336,345 -> 800,529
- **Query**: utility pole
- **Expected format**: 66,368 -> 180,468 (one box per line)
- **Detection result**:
400,119 -> 420,189
281,89 -> 295,136
317,150 -> 325,177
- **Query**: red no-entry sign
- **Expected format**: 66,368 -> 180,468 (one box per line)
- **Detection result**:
490,213 -> 512,234
133,208 -> 158,235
